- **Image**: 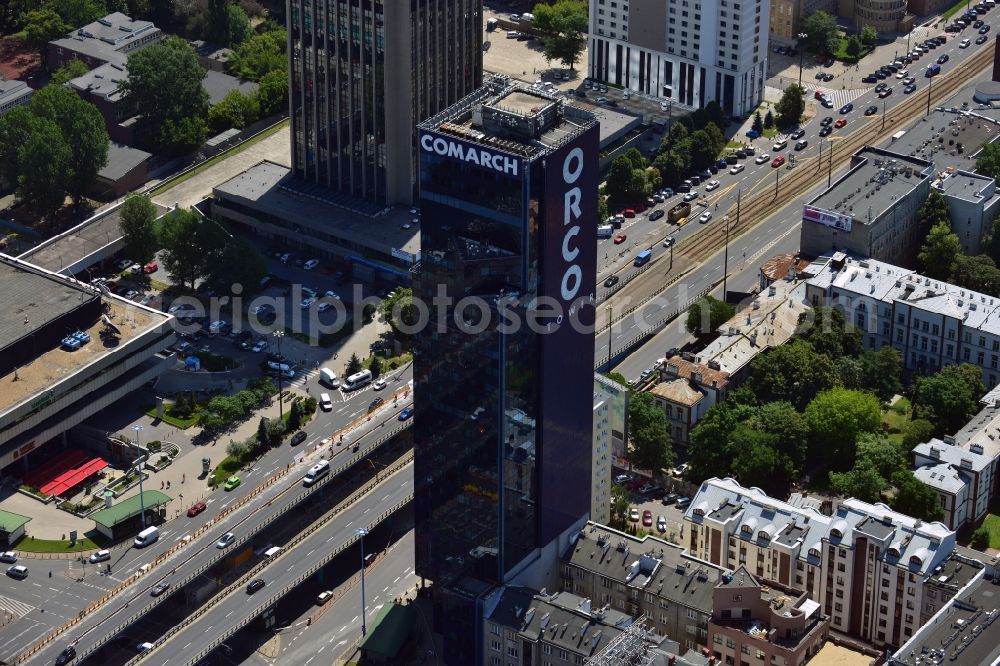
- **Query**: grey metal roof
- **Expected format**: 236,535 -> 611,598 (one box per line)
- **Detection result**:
0,258 -> 96,350
0,78 -> 32,112
97,142 -> 151,183
202,70 -> 258,106
68,62 -> 127,103
49,12 -> 160,66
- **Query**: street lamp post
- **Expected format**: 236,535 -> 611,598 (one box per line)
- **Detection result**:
133,424 -> 146,529
357,527 -> 369,636
926,73 -> 933,117
607,305 -> 613,368
797,33 -> 808,87
272,330 -> 284,421
827,139 -> 835,189
882,100 -> 887,131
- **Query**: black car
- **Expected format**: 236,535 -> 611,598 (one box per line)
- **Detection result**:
794,140 -> 809,150
368,397 -> 385,412
875,82 -> 888,92
904,83 -> 917,94
151,582 -> 170,597
865,105 -> 879,116
715,158 -> 729,169
661,493 -> 680,505
820,116 -> 833,126
974,19 -> 984,27
938,53 -> 950,64
482,40 -> 491,51
840,103 -> 854,114
886,63 -> 899,72
290,430 -> 307,446
862,75 -> 878,83
981,24 -> 992,33
875,70 -> 888,79
697,168 -> 712,178
725,154 -> 739,164
978,34 -> 990,43
819,125 -> 833,137
56,647 -> 77,666
649,209 -> 665,221
824,56 -> 835,67
247,579 -> 266,594
689,175 -> 701,185
790,129 -> 805,140
735,149 -> 748,158
604,275 -> 620,288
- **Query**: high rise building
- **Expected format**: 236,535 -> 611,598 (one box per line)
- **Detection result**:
413,75 -> 600,664
587,0 -> 768,116
288,0 -> 483,207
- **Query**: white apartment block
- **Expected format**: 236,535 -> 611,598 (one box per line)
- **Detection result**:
587,0 -> 767,116
684,477 -> 958,648
805,254 -> 1000,387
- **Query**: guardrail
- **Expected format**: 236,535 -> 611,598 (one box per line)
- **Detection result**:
13,420 -> 412,665
129,466 -> 415,666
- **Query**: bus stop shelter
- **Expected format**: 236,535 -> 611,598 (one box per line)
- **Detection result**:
0,510 -> 30,549
91,490 -> 170,540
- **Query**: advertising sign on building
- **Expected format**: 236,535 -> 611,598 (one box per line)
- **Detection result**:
803,205 -> 852,232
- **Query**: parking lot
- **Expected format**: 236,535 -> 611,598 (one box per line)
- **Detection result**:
616,472 -> 694,545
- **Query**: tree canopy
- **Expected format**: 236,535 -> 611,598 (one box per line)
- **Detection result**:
918,222 -> 961,280
119,194 -> 159,264
976,141 -> 1000,182
208,89 -> 260,131
23,9 -> 70,66
685,295 -> 735,337
804,388 -> 882,471
774,85 -> 805,129
800,11 -> 840,55
533,1 -> 589,69
912,363 -> 986,435
749,340 -> 840,410
628,392 -> 675,475
228,26 -> 287,80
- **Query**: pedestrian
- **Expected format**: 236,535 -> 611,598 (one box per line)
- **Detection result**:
182,474 -> 185,483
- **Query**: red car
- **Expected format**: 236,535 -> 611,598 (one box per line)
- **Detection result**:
834,117 -> 847,128
642,510 -> 653,527
613,233 -> 627,244
622,209 -> 636,218
187,502 -> 207,517
143,262 -> 158,274
813,89 -> 825,99
771,156 -> 786,168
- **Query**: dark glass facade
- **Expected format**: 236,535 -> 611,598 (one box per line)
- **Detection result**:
413,80 -> 599,664
288,0 -> 482,206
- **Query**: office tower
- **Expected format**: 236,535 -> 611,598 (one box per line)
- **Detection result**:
288,0 -> 483,207
413,75 -> 599,664
587,0 -> 768,116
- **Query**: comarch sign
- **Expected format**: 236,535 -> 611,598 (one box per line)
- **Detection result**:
420,133 -> 519,176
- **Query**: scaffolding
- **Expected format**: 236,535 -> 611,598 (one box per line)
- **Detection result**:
585,618 -> 657,666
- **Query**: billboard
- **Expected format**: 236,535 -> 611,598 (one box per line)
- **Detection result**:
536,123 -> 599,544
803,204 -> 852,232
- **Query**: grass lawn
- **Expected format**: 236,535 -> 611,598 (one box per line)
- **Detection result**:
210,454 -> 245,486
979,514 -> 1000,549
882,396 -> 910,446
942,0 -> 970,19
142,403 -> 201,429
832,36 -> 874,63
149,118 -> 289,197
364,352 -> 413,372
763,127 -> 778,139
16,536 -> 102,553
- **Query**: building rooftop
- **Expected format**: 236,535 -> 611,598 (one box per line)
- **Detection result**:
808,147 -> 932,227
0,255 -> 169,415
0,78 -> 32,109
891,106 -> 1000,173
564,522 -> 721,614
759,253 -> 812,283
98,142 -> 151,183
68,61 -> 127,102
649,378 -> 703,407
202,69 -> 258,106
212,160 -> 420,266
914,462 -> 967,495
419,74 -> 597,161
661,355 -> 729,389
50,12 -> 160,67
931,167 -> 995,203
914,439 -> 992,473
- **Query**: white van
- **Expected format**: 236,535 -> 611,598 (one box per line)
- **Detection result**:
320,393 -> 333,411
263,546 -> 283,559
303,460 -> 330,486
319,367 -> 339,388
134,526 -> 159,548
343,369 -> 373,391
597,225 -> 614,239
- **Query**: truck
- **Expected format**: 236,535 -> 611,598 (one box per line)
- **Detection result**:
486,17 -> 498,30
667,202 -> 691,223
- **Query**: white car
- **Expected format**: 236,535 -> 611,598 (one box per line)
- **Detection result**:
699,210 -> 713,223
683,190 -> 699,202
251,339 -> 268,353
704,179 -> 720,191
772,139 -> 787,151
89,549 -> 111,563
323,290 -> 341,300
0,551 -> 16,564
303,259 -> 319,270
628,508 -> 640,522
660,100 -> 669,111
595,96 -> 608,103
216,532 -> 236,549
317,302 -> 333,313
300,297 -> 316,309
168,303 -> 195,314
755,153 -> 770,164
373,378 -> 387,391
729,163 -> 745,174
960,38 -> 971,47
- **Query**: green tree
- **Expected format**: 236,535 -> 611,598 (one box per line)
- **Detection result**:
207,235 -> 267,294
605,153 -> 650,203
986,217 -> 1000,266
685,295 -> 735,337
23,9 -> 70,67
800,11 -> 840,54
257,416 -> 269,446
952,254 -> 1000,296
288,399 -> 302,431
628,392 -> 675,475
52,0 -> 105,28
795,306 -> 862,360
18,117 -> 71,219
754,401 -> 809,474
228,26 -> 287,80
609,483 -> 629,530
804,387 -> 882,470
912,363 -> 986,435
687,400 -> 757,482
829,459 -> 887,502
976,141 -> 1000,182
845,35 -> 862,60
381,288 -> 419,339
157,208 -> 205,288
971,526 -> 991,550
0,106 -> 35,187
533,0 -> 589,69
689,129 -> 717,170
861,25 -> 878,48
346,353 -> 362,376
918,221 -> 961,280
856,347 -> 902,403
729,427 -> 793,497
207,0 -> 230,44
119,194 -> 159,263
763,109 -> 774,129
51,58 -> 90,85
774,84 -> 805,129
703,122 -> 726,156
915,190 -> 950,241
901,418 -> 935,449
208,89 -> 260,131
370,356 -> 383,378
30,84 -> 109,205
255,69 -> 288,116
752,111 -> 764,134
122,37 -> 209,154
855,433 -> 906,480
890,470 -> 944,522
749,340 -> 840,410
227,3 -> 252,46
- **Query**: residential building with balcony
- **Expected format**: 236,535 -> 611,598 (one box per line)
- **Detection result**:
648,355 -> 729,447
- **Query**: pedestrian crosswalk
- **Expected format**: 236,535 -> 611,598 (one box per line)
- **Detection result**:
0,594 -> 35,618
803,84 -> 870,108
286,367 -> 317,386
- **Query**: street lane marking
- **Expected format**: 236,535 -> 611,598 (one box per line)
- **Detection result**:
0,595 -> 35,618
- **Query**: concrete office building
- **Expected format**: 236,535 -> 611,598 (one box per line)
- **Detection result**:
0,255 -> 174,477
587,0 -> 768,116
799,147 -> 934,265
48,12 -> 163,71
838,0 -> 911,33
805,254 -> 1000,383
592,374 -> 628,524
685,477 -> 957,648
0,78 -> 32,117
288,0 -> 483,207
930,166 -> 1000,256
414,75 -> 599,664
